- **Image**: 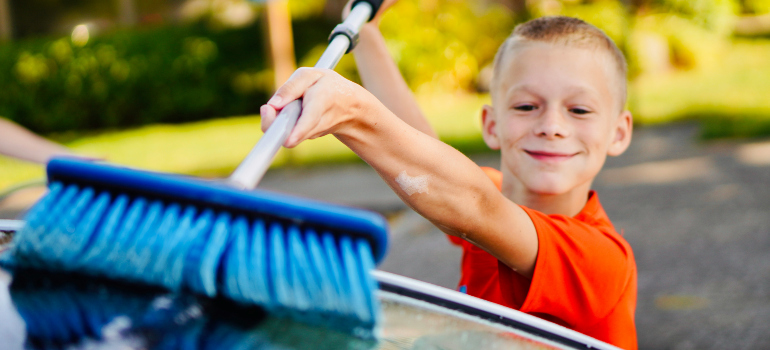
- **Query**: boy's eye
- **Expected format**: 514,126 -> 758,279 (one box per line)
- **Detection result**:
570,107 -> 591,115
514,104 -> 537,112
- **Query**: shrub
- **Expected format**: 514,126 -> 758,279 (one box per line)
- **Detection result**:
0,22 -> 273,133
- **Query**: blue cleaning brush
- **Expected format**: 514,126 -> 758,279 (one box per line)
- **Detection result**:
1,0 -> 387,333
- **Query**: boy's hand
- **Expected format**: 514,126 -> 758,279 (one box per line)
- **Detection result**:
260,67 -> 378,148
342,0 -> 398,25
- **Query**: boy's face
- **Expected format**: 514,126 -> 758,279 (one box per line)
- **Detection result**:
482,41 -> 632,197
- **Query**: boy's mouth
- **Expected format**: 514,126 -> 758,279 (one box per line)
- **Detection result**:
524,150 -> 577,162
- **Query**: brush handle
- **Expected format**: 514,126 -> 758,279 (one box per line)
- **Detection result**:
351,0 -> 384,21
227,2 -> 374,190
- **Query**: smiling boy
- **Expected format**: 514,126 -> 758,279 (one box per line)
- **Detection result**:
260,8 -> 636,350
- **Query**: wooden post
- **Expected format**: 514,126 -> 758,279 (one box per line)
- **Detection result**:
117,0 -> 138,26
0,0 -> 12,42
323,0 -> 347,20
265,0 -> 297,90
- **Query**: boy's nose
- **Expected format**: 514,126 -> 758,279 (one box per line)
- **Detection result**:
534,108 -> 570,139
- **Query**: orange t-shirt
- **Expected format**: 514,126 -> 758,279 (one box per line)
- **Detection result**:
448,167 -> 638,349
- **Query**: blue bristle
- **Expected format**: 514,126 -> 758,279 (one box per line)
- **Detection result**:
43,187 -> 93,266
22,183 -> 76,267
19,182 -> 62,230
269,223 -> 291,312
198,212 -> 231,297
223,216 -> 248,303
152,206 -> 196,289
122,200 -> 164,279
170,209 -> 214,291
248,219 -> 271,306
234,217 -> 256,305
79,194 -> 129,272
357,239 -> 380,323
104,197 -> 147,267
297,229 -> 327,314
341,236 -> 371,325
322,232 -> 350,316
306,230 -> 337,314
292,226 -> 324,313
182,212 -> 215,295
137,203 -> 181,279
288,225 -> 312,313
60,191 -> 112,271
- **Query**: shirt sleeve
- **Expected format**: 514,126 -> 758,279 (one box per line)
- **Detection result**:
499,207 -> 635,329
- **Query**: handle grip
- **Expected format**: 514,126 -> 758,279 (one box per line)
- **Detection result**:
351,0 -> 384,21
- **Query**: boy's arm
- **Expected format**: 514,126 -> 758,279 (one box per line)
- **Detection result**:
353,26 -> 437,139
261,68 -> 538,277
346,0 -> 438,139
0,118 -> 73,164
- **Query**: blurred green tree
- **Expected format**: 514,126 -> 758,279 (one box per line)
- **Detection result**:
377,0 -> 515,93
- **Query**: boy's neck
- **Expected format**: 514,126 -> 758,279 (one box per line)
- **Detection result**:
502,179 -> 593,217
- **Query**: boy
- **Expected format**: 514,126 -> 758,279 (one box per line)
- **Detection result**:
260,4 -> 636,349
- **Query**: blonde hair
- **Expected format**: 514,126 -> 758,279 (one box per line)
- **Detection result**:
491,16 -> 628,109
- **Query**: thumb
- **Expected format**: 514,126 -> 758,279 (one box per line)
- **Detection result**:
260,104 -> 278,132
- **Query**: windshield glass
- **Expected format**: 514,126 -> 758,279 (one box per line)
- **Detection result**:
0,267 -> 565,350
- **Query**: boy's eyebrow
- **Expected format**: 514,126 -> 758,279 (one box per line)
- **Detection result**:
503,83 -> 604,102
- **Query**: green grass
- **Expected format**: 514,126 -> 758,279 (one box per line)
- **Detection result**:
630,38 -> 770,138
0,92 -> 491,192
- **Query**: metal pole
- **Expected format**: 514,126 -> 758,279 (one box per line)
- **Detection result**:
227,2 -> 373,190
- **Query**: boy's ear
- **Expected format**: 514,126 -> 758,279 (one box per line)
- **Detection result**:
481,104 -> 501,150
607,110 -> 633,157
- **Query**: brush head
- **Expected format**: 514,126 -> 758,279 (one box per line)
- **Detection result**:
1,157 -> 388,331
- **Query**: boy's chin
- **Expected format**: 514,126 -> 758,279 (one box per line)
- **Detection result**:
524,178 -> 577,196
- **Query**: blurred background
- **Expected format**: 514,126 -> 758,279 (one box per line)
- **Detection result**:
1,0 -> 770,187
2,0 -> 770,349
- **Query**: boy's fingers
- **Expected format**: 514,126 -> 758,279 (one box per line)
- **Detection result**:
284,82 -> 334,148
260,104 -> 278,132
284,100 -> 320,148
267,67 -> 325,109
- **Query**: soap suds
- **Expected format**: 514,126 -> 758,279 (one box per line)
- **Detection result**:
151,296 -> 173,310
395,170 -> 430,195
101,316 -> 132,340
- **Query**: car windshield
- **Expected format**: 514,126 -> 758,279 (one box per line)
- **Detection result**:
0,266 -> 567,350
